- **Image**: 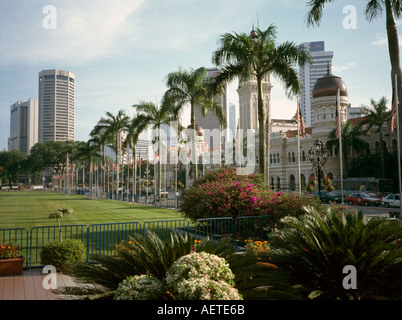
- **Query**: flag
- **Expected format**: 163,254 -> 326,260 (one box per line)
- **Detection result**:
297,102 -> 305,138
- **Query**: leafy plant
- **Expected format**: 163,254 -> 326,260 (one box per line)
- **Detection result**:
40,239 -> 85,270
59,231 -> 250,300
0,238 -> 22,259
179,167 -> 319,224
252,206 -> 402,300
114,275 -> 164,300
48,207 -> 73,242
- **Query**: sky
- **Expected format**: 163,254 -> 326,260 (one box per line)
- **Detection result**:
0,0 -> 399,151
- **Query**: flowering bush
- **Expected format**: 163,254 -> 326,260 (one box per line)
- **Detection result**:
180,167 -> 319,223
244,240 -> 270,254
166,252 -> 242,300
114,275 -> 164,300
166,251 -> 235,287
0,238 -> 22,259
175,278 -> 242,300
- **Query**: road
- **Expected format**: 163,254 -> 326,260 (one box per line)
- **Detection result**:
342,203 -> 400,219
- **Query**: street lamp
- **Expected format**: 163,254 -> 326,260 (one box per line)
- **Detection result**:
308,139 -> 328,201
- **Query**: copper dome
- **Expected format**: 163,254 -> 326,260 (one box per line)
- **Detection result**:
312,73 -> 348,99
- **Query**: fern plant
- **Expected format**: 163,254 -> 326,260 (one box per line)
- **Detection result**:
252,206 -> 402,300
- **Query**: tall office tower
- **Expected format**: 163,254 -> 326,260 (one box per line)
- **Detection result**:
299,41 -> 333,127
194,67 -> 228,149
38,69 -> 75,143
8,99 -> 39,153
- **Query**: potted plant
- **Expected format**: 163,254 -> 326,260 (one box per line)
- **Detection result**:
0,238 -> 24,276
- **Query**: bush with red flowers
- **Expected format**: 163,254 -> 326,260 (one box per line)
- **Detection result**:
179,167 -> 320,224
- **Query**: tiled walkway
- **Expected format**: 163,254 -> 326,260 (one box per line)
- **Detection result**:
0,268 -> 78,300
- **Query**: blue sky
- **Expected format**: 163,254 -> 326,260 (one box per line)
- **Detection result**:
0,0 -> 399,151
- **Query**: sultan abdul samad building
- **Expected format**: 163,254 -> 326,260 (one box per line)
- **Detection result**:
238,70 -> 398,191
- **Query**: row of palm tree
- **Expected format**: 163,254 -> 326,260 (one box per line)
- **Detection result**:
86,24 -> 311,194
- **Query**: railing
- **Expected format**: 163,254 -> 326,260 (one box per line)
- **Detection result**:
0,215 -> 273,269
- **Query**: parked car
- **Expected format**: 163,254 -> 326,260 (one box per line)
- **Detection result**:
320,191 -> 343,203
345,192 -> 381,206
160,188 -> 169,197
381,194 -> 400,208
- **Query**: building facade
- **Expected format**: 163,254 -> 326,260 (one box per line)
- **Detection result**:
38,69 -> 75,143
8,99 -> 39,154
299,41 -> 334,127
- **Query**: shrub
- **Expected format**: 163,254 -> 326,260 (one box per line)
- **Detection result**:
40,239 -> 86,269
165,251 -> 242,300
175,278 -> 242,300
114,275 -> 164,300
252,206 -> 402,300
179,167 -> 319,223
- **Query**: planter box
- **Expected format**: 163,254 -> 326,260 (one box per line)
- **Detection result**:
0,257 -> 25,276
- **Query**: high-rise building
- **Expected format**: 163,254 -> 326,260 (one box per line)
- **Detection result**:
299,41 -> 333,127
194,67 -> 228,150
38,69 -> 75,143
8,99 -> 38,153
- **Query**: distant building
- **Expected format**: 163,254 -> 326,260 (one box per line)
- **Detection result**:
194,67 -> 228,151
38,69 -> 75,143
299,41 -> 334,127
347,105 -> 363,119
8,99 -> 38,154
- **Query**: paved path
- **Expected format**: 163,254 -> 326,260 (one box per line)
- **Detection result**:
0,268 -> 79,300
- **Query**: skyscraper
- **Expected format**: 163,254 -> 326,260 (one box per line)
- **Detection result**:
299,41 -> 333,127
8,99 -> 38,153
38,69 -> 75,143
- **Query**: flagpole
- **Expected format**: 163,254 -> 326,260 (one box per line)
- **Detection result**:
297,98 -> 302,194
337,89 -> 344,203
394,74 -> 402,221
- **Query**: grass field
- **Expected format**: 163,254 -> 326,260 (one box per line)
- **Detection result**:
0,191 -> 186,229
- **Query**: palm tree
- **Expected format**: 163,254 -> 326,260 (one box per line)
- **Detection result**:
360,96 -> 391,178
132,100 -> 180,200
163,66 -> 226,182
123,116 -> 148,198
212,25 -> 310,183
94,110 -> 129,195
326,120 -> 368,178
306,0 -> 402,196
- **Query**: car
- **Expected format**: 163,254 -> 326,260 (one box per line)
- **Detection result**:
381,194 -> 400,208
320,191 -> 342,203
160,188 -> 169,197
345,192 -> 381,206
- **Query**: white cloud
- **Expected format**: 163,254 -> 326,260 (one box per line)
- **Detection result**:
332,62 -> 356,73
371,33 -> 402,46
0,0 -> 144,66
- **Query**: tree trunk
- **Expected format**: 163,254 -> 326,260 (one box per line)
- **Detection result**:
385,0 -> 402,223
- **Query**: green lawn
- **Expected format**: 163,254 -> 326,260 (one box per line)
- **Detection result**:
0,191 -> 186,229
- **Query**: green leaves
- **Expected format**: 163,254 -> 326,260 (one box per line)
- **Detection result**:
257,206 -> 402,299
